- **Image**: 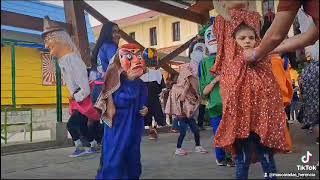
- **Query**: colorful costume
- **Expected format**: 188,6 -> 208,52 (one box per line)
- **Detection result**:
42,16 -> 100,157
299,59 -> 319,127
95,44 -> 147,179
270,54 -> 293,151
271,54 -> 293,107
198,23 -> 228,163
166,43 -> 208,155
165,43 -> 205,118
210,9 -> 288,158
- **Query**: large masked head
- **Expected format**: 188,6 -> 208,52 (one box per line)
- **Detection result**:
204,25 -> 217,55
190,42 -> 206,65
42,16 -> 79,59
118,44 -> 146,80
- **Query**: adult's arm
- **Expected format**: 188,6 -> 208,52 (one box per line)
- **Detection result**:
244,10 -> 298,62
271,24 -> 319,54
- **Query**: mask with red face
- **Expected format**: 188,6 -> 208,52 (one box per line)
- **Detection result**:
118,44 -> 146,80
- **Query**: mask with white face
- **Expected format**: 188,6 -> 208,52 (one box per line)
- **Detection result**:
190,42 -> 206,65
204,25 -> 217,55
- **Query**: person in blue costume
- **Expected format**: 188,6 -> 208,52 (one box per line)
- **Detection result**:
95,43 -> 148,179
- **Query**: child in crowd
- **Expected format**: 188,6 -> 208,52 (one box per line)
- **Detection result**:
199,20 -> 234,167
211,5 -> 288,179
165,42 -> 208,156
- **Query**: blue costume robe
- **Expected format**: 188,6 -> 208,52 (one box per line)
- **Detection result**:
96,75 -> 147,179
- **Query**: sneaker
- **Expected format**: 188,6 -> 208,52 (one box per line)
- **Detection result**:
216,159 -> 227,166
199,126 -> 206,131
195,146 -> 208,154
284,150 -> 293,154
148,128 -> 158,140
316,137 -> 319,145
226,159 -> 235,167
171,129 -> 179,133
96,144 -> 102,152
69,147 -> 87,158
86,147 -> 97,154
301,124 -> 310,129
175,148 -> 188,156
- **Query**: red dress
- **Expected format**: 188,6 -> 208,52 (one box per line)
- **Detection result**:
210,9 -> 289,159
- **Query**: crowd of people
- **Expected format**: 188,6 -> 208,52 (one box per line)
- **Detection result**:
41,0 -> 318,179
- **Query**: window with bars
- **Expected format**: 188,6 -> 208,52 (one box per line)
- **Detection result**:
150,27 -> 157,46
129,32 -> 135,40
172,22 -> 180,42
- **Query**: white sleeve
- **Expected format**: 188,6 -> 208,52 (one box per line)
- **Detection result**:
70,57 -> 91,102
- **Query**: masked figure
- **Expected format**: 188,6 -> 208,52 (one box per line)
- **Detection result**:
165,43 -> 204,118
165,42 -> 208,156
198,21 -> 235,166
42,16 -> 100,158
95,44 -> 148,179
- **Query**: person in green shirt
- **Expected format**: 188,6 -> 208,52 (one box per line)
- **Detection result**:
198,19 -> 234,167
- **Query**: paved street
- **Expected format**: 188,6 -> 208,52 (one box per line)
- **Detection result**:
1,123 -> 319,179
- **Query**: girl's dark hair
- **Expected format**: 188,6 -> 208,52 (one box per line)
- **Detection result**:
233,23 -> 257,39
91,21 -> 117,68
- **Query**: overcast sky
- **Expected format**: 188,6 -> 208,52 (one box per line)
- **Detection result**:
42,0 -> 148,27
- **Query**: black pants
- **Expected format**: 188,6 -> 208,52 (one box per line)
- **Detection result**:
144,99 -> 166,127
67,110 -> 100,143
67,110 -> 88,142
198,104 -> 206,127
177,118 -> 200,148
87,120 -> 103,144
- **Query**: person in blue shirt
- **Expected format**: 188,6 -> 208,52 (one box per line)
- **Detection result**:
90,21 -> 120,103
89,22 -> 120,150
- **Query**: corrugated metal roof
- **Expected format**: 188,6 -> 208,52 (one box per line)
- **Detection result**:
1,0 -> 95,43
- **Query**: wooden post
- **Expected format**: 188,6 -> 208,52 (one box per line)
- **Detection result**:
63,0 -> 91,67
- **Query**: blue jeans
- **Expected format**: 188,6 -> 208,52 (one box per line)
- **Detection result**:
198,104 -> 206,127
235,133 -> 277,180
210,116 -> 226,161
177,118 -> 200,148
172,118 -> 179,130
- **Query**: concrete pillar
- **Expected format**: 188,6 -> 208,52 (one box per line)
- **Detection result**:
51,122 -> 69,145
158,16 -> 165,48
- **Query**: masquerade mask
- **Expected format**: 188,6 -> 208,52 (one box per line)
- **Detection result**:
143,48 -> 158,66
190,43 -> 206,64
119,44 -> 146,79
204,25 -> 217,54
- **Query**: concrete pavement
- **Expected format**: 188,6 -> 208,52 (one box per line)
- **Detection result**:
1,123 -> 319,179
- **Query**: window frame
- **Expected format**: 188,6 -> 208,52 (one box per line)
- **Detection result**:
172,21 -> 181,42
150,27 -> 157,46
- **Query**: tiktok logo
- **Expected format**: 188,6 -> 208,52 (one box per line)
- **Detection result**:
301,151 -> 312,164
